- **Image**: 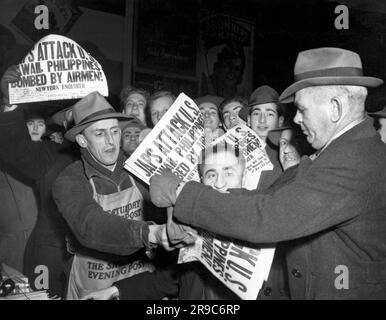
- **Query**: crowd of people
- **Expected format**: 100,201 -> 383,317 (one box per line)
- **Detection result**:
0,46 -> 385,300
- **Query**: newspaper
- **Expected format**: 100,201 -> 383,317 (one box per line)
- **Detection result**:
178,231 -> 275,300
209,123 -> 273,190
124,93 -> 275,300
124,93 -> 204,184
9,34 -> 108,104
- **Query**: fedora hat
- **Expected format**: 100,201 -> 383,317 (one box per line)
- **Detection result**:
65,92 -> 133,142
369,106 -> 386,118
279,47 -> 383,103
239,85 -> 281,122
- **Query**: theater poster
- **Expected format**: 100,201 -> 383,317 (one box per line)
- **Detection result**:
198,12 -> 254,99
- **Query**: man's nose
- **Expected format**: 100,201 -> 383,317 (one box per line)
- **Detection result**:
294,111 -> 302,124
258,113 -> 266,123
203,111 -> 210,118
214,173 -> 226,190
129,135 -> 137,141
33,123 -> 38,131
105,132 -> 114,145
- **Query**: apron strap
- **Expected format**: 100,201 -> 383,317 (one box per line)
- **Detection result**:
128,174 -> 137,187
88,177 -> 98,201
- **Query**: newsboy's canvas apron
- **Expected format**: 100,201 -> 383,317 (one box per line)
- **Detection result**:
66,176 -> 154,300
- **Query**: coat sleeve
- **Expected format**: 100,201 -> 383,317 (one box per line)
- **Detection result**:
173,153 -> 365,244
52,169 -> 152,255
0,109 -> 55,180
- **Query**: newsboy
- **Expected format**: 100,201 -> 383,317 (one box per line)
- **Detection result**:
52,92 -> 171,299
150,48 -> 386,299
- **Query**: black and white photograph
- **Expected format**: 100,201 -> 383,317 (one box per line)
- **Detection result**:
0,0 -> 385,311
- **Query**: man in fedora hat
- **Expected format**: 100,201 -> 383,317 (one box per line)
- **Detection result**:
239,85 -> 285,190
149,47 -> 386,299
52,91 -> 171,299
369,106 -> 386,144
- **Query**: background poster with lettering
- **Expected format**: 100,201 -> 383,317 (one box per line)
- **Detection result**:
198,12 -> 254,99
124,93 -> 205,185
9,34 -> 108,104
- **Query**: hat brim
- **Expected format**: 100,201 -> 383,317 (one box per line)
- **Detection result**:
65,113 -> 133,142
279,76 -> 384,103
267,127 -> 293,146
369,109 -> 386,118
51,106 -> 72,126
238,106 -> 250,122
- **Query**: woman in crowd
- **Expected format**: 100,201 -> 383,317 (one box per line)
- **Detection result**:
120,86 -> 150,127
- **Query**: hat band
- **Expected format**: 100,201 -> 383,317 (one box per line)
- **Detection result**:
78,108 -> 116,125
294,67 -> 363,82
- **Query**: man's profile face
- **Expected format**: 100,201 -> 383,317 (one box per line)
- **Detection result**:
294,89 -> 332,150
123,93 -> 147,125
150,96 -> 173,126
279,129 -> 301,171
248,103 -> 283,141
26,118 -> 46,141
81,118 -> 121,167
222,101 -> 245,130
201,149 -> 245,192
199,102 -> 220,132
121,126 -> 141,156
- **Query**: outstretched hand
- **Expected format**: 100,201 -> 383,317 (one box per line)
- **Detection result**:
149,169 -> 182,208
166,207 -> 197,248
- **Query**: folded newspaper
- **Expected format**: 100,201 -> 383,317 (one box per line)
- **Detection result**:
125,93 -> 275,300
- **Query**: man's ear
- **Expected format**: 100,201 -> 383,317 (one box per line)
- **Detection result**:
75,133 -> 88,148
278,116 -> 285,128
330,97 -> 342,123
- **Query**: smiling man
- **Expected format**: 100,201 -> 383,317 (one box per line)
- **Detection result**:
238,85 -> 285,190
150,48 -> 386,299
200,143 -> 245,192
52,92 -> 172,300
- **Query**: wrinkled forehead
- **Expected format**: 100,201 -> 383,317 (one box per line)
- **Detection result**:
199,102 -> 218,112
222,101 -> 242,113
122,126 -> 141,135
151,96 -> 173,110
86,118 -> 120,131
251,102 -> 279,113
201,149 -> 243,166
26,117 -> 45,123
126,93 -> 147,103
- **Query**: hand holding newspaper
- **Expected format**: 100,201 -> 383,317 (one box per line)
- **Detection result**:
125,93 -> 275,300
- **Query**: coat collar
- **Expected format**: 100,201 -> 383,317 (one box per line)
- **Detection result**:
310,116 -> 377,161
81,148 -> 126,182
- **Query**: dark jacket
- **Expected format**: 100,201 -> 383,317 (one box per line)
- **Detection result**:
52,149 -> 154,257
0,108 -> 77,296
173,117 -> 386,299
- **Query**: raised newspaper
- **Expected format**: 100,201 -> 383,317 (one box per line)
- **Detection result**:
9,34 -> 108,104
124,93 -> 275,300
